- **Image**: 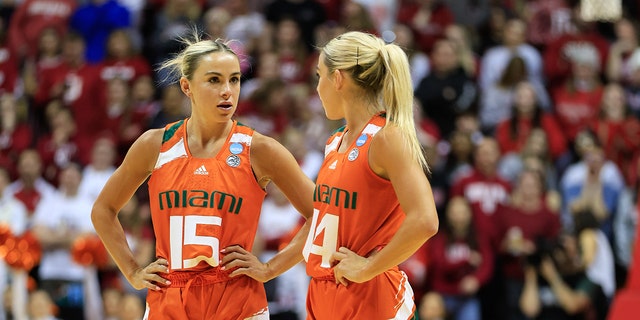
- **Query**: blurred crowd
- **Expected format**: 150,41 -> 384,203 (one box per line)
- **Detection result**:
0,0 -> 639,319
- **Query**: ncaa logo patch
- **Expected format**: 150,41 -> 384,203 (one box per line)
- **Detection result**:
229,143 -> 243,155
356,134 -> 367,146
226,155 -> 241,167
348,148 -> 359,161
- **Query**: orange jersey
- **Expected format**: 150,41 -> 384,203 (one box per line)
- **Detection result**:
303,113 -> 405,279
148,119 -> 266,272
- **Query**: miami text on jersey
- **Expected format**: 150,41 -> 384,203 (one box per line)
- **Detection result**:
158,189 -> 244,214
313,184 -> 358,209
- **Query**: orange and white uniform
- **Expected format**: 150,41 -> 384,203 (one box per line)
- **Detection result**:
303,113 -> 415,320
144,119 -> 269,320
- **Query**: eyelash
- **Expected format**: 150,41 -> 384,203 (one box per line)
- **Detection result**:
208,77 -> 240,84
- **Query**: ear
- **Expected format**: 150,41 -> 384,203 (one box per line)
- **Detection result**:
179,77 -> 191,96
333,69 -> 344,90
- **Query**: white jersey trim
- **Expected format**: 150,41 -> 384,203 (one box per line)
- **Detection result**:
155,137 -> 188,169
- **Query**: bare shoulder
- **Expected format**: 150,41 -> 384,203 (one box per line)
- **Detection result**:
371,124 -> 404,150
250,131 -> 300,184
131,129 -> 164,155
250,132 -> 289,161
369,124 -> 418,178
122,128 -> 164,174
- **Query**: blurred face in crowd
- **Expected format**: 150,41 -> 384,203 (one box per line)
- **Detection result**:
584,146 -> 605,174
107,30 -> 133,59
162,85 -> 187,116
38,27 -> 61,57
503,19 -> 527,46
523,129 -> 549,159
17,150 -> 43,181
515,170 -> 544,201
131,75 -> 155,103
446,197 -> 472,235
59,164 -> 83,195
430,40 -> 458,73
474,138 -> 500,175
601,83 -> 626,121
513,82 -> 537,116
393,23 -> 415,50
276,18 -> 301,46
90,138 -> 116,170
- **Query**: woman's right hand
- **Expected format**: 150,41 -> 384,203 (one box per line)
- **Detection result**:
128,258 -> 171,291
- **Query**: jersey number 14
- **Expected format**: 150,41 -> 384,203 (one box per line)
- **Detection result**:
303,209 -> 339,268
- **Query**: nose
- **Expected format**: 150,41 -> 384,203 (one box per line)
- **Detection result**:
221,82 -> 231,99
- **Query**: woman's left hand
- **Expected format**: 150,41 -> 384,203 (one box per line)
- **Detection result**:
331,247 -> 372,286
220,245 -> 272,282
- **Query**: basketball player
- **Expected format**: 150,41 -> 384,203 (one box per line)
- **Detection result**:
303,31 -> 439,319
91,33 -> 314,319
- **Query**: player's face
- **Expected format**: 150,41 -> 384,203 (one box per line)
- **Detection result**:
184,52 -> 241,121
316,53 -> 342,120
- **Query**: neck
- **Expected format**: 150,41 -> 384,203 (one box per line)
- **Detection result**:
187,117 -> 232,144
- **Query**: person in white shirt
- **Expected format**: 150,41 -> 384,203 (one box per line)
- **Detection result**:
0,167 -> 29,320
32,163 -> 98,320
79,137 -> 117,202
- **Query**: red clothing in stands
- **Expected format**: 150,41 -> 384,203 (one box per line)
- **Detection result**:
7,0 -> 76,59
552,85 -> 603,142
591,118 -> 640,185
35,62 -> 107,140
495,203 -> 561,280
543,32 -> 609,86
427,232 -> 493,296
494,113 -> 567,160
0,46 -> 19,93
396,2 -> 454,54
98,57 -> 151,83
450,170 -> 511,248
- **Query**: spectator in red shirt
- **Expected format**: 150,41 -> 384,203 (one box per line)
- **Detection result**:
450,137 -> 511,247
542,2 -> 609,88
99,29 -> 151,85
33,32 -> 107,145
22,26 -> 64,138
397,0 -> 454,54
591,83 -> 640,186
592,83 -> 640,185
6,0 -> 76,60
495,81 -> 567,162
427,196 -> 493,320
0,94 -> 33,180
5,149 -> 56,218
605,17 -> 639,84
0,17 -> 19,96
551,44 -> 604,145
495,169 -> 562,320
36,107 -> 85,183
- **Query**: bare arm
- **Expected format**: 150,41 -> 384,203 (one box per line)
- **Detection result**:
579,229 -> 598,267
520,266 -> 542,318
540,257 -> 591,315
31,224 -> 80,250
91,129 -> 169,290
221,133 -> 315,281
333,125 -> 439,284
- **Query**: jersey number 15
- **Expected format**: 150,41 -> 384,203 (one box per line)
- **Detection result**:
169,215 -> 221,270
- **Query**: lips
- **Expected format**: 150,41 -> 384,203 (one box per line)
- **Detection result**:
217,103 -> 233,110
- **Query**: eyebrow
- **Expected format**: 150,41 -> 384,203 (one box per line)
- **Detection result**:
204,71 -> 242,77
